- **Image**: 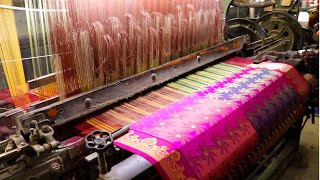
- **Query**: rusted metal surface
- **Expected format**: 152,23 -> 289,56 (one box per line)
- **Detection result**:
231,1 -> 275,8
30,96 -> 60,110
257,11 -> 304,51
253,39 -> 285,55
16,36 -> 248,129
226,18 -> 267,42
0,108 -> 23,120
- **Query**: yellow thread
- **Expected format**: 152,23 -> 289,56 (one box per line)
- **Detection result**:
123,103 -> 150,116
151,92 -> 177,101
87,118 -> 115,132
137,97 -> 165,109
0,0 -> 28,97
107,110 -> 135,123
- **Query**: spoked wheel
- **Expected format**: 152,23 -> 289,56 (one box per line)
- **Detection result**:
257,11 -> 304,51
225,18 -> 268,42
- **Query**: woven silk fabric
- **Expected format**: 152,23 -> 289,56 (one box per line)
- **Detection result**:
114,57 -> 309,179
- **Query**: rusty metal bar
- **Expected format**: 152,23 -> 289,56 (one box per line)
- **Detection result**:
231,1 -> 275,8
17,36 -> 248,131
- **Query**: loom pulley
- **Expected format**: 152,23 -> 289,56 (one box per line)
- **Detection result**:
257,11 -> 304,50
225,18 -> 267,42
226,0 -> 305,55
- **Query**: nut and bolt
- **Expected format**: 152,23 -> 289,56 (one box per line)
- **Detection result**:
51,163 -> 61,173
42,125 -> 51,133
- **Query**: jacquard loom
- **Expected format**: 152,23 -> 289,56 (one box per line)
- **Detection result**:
0,0 -> 318,179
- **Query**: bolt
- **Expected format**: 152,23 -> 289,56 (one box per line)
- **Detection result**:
151,73 -> 156,81
84,98 -> 92,109
12,126 -> 19,136
114,145 -> 120,151
51,163 -> 61,174
42,125 -> 51,133
197,55 -> 201,63
30,120 -> 38,128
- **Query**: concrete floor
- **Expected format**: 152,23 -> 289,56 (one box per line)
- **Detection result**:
279,117 -> 319,180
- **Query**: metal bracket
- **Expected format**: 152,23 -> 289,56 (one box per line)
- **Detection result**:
1,120 -> 59,164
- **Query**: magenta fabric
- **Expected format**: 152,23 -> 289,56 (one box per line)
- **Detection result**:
224,56 -> 253,67
114,58 -> 309,179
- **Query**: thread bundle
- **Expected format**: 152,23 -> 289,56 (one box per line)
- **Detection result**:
47,0 -> 223,98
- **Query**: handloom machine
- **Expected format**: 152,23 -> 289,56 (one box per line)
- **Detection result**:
0,0 -> 318,179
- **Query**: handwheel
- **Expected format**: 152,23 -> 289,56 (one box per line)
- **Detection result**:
85,130 -> 113,152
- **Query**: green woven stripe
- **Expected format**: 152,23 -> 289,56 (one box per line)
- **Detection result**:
187,74 -> 216,84
205,67 -> 234,75
185,76 -> 211,85
219,62 -> 242,69
175,81 -> 202,90
178,79 -> 207,88
165,62 -> 241,94
167,82 -> 196,93
212,64 -> 241,72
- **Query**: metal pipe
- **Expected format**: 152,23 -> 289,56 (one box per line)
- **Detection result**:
101,154 -> 152,179
112,125 -> 130,139
98,153 -> 108,175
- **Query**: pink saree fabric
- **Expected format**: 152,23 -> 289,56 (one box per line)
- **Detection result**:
114,57 -> 309,179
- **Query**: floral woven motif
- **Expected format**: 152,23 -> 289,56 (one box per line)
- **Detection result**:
114,57 -> 309,179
